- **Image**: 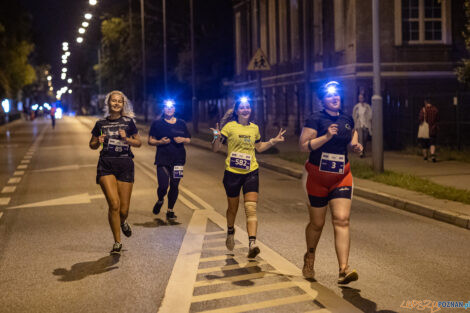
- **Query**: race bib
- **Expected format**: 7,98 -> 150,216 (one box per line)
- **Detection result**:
319,152 -> 345,174
108,138 -> 129,153
173,165 -> 184,179
229,152 -> 251,170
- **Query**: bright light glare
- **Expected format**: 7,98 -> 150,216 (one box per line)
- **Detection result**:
47,76 -> 52,81
89,0 -> 97,5
32,104 -> 39,111
82,21 -> 89,28
62,59 -> 67,64
61,74 -> 66,80
84,13 -> 92,20
326,86 -> 337,95
1,99 -> 10,113
164,99 -> 175,108
62,42 -> 68,47
77,37 -> 83,43
67,78 -> 72,83
239,96 -> 249,104
62,68 -> 67,73
79,28 -> 85,34
65,51 -> 71,56
55,108 -> 63,119
68,90 -> 72,94
43,103 -> 51,110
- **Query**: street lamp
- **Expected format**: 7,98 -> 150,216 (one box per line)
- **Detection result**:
82,21 -> 89,28
62,68 -> 67,73
79,28 -> 86,34
372,0 -> 383,172
85,13 -> 92,20
62,59 -> 67,64
77,37 -> 83,43
89,0 -> 97,5
67,78 -> 72,83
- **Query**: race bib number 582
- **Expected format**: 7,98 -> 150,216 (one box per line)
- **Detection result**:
229,152 -> 251,170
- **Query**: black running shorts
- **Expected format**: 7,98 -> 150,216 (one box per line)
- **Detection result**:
223,169 -> 259,198
96,157 -> 134,184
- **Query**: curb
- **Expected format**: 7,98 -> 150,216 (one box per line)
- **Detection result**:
189,137 -> 470,230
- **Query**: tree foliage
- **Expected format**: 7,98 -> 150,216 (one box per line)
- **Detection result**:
456,0 -> 470,87
0,2 -> 36,99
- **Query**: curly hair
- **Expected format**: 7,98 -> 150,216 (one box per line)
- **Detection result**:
103,90 -> 135,118
219,98 -> 255,129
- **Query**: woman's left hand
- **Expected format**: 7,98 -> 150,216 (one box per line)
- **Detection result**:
174,137 -> 186,144
350,143 -> 363,154
271,128 -> 286,144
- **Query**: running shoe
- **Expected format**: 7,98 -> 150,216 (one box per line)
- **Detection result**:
226,233 -> 235,251
302,252 -> 315,279
121,221 -> 132,237
152,200 -> 164,215
338,266 -> 358,284
110,242 -> 122,254
166,211 -> 177,222
247,242 -> 260,258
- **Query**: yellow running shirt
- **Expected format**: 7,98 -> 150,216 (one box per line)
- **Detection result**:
221,121 -> 261,174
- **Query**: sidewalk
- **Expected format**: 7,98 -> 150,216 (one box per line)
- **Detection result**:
88,115 -> 470,230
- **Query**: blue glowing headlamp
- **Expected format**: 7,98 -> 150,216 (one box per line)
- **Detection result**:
237,96 -> 250,105
319,81 -> 341,99
163,99 -> 175,108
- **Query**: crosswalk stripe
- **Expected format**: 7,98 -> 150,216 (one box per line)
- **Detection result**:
304,309 -> 333,313
199,255 -> 236,263
191,281 -> 296,302
13,171 -> 25,176
1,186 -> 16,193
194,272 -> 279,287
197,261 -> 265,274
0,198 -> 11,205
204,231 -> 226,236
199,294 -> 312,313
8,177 -> 21,184
204,237 -> 226,243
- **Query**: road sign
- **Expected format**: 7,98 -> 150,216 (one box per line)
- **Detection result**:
247,48 -> 271,71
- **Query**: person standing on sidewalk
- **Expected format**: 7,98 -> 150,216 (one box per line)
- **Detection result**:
148,99 -> 191,222
299,81 -> 363,284
211,96 -> 285,258
352,94 -> 371,158
418,98 -> 439,162
89,90 -> 142,254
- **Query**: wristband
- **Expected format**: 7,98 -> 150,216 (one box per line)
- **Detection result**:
269,139 -> 275,146
308,139 -> 313,151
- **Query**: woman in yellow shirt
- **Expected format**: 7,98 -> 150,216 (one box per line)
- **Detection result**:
211,97 -> 285,258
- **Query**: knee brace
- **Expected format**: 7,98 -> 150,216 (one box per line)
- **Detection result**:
244,201 -> 257,222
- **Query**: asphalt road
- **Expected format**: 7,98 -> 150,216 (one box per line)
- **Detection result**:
0,116 -> 468,313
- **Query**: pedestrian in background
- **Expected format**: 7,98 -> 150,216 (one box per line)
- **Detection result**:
418,98 -> 439,162
352,94 -> 372,158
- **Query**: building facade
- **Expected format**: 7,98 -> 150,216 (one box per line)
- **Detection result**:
230,0 -> 468,147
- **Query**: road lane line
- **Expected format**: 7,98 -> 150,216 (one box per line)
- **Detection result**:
200,294 -> 312,313
194,272 -> 278,287
304,309 -> 333,313
191,281 -> 296,302
197,261 -> 266,274
13,171 -> 25,176
21,160 -> 30,164
8,177 -> 21,184
158,210 -> 208,313
204,231 -> 226,236
1,186 -> 16,193
17,165 -> 28,170
0,198 -> 11,205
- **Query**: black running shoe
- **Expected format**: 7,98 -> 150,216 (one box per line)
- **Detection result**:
166,211 -> 177,222
110,242 -> 122,254
121,221 -> 132,237
153,200 -> 164,215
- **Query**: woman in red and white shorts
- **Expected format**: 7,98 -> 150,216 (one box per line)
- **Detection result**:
299,81 -> 363,284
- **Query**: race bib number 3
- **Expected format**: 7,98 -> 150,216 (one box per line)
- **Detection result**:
319,153 -> 345,174
108,138 -> 129,153
229,152 -> 251,170
173,165 -> 184,179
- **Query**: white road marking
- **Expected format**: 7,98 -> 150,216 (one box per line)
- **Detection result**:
21,160 -> 30,164
134,160 -> 362,313
17,165 -> 28,170
32,164 -> 95,173
13,171 -> 25,176
8,177 -> 21,184
1,186 -> 16,193
0,198 -> 11,205
0,212 -> 3,220
158,210 -> 208,313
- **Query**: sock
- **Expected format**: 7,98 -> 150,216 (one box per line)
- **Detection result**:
227,226 -> 235,235
167,208 -> 174,213
249,236 -> 256,248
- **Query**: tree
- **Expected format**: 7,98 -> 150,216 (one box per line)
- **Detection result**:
456,0 -> 470,87
0,2 -> 37,100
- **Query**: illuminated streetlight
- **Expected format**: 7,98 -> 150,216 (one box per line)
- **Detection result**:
63,45 -> 68,51
67,78 -> 72,83
85,13 -> 92,20
68,90 -> 73,94
82,21 -> 89,28
62,55 -> 67,60
61,73 -> 66,80
77,37 -> 83,43
62,59 -> 67,64
62,68 -> 67,73
47,76 -> 52,81
65,51 -> 71,57
62,42 -> 68,47
89,0 -> 97,5
79,28 -> 85,34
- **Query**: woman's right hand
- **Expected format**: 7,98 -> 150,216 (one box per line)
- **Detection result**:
209,123 -> 221,140
326,124 -> 338,140
160,137 -> 171,144
98,134 -> 106,143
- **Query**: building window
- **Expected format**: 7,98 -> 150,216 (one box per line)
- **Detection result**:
235,12 -> 242,74
268,0 -> 277,64
279,0 -> 288,62
398,0 -> 450,44
290,0 -> 301,59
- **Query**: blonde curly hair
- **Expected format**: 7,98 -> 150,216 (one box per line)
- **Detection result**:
103,90 -> 135,118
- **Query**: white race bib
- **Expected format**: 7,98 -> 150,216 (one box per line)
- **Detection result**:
173,165 -> 184,179
108,138 -> 129,153
229,152 -> 251,170
319,152 -> 345,174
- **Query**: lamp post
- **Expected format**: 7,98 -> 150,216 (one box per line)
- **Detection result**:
190,0 -> 198,133
372,0 -> 383,172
